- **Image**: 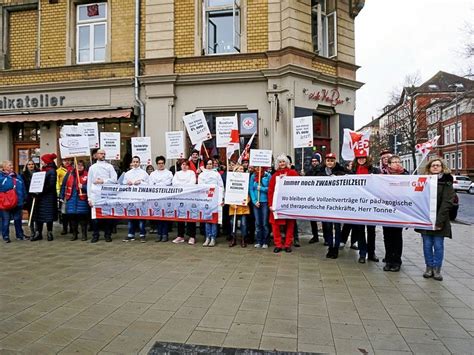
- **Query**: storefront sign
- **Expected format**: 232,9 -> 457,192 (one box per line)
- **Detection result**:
183,110 -> 212,145
131,137 -> 152,165
78,122 -> 100,148
224,172 -> 250,206
293,116 -> 314,148
59,136 -> 90,158
249,149 -> 273,167
92,184 -> 219,223
60,125 -> 84,138
216,115 -> 238,148
165,131 -> 185,159
29,172 -> 46,193
240,113 -> 257,135
273,175 -> 437,229
100,132 -> 121,160
306,88 -> 344,106
0,94 -> 66,110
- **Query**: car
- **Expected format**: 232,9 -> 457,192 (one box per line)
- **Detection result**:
452,175 -> 472,192
469,182 -> 474,195
450,192 -> 459,221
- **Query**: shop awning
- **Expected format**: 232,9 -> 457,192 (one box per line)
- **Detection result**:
0,109 -> 132,123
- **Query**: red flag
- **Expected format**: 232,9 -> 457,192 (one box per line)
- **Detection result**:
87,4 -> 99,17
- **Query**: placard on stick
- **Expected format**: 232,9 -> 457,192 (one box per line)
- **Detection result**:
249,149 -> 272,167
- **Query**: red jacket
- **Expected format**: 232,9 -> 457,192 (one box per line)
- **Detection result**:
268,167 -> 299,225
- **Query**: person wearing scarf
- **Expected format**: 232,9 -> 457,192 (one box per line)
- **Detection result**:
249,166 -> 271,248
382,155 -> 408,272
379,149 -> 392,175
59,160 -> 90,241
31,153 -> 58,241
57,158 -> 73,236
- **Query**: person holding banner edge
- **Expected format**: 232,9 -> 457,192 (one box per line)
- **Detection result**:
415,158 -> 454,281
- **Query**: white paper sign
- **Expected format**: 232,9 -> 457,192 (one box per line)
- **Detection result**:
78,122 -> 99,148
59,137 -> 90,158
183,110 -> 212,145
132,137 -> 152,165
224,172 -> 250,206
249,149 -> 273,167
29,171 -> 46,193
100,132 -> 121,160
60,125 -> 85,138
216,115 -> 237,148
165,131 -> 185,159
293,116 -> 313,148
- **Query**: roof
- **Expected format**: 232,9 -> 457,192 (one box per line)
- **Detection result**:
415,71 -> 474,93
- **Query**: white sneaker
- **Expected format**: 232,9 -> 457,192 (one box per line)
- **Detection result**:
203,238 -> 210,246
209,239 -> 216,247
262,244 -> 268,249
172,236 -> 185,243
254,243 -> 262,248
188,237 -> 196,245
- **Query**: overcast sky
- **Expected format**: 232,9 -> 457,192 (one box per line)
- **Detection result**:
354,0 -> 473,129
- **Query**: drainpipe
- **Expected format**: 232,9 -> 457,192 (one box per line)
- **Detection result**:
134,0 -> 145,136
36,0 -> 41,67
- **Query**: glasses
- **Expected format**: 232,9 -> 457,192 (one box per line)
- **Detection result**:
430,164 -> 442,167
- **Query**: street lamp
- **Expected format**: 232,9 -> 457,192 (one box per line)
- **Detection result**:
448,83 -> 464,175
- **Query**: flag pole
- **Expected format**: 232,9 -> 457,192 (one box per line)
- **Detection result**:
257,167 -> 261,203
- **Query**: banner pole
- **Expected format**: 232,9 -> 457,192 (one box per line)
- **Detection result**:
301,147 -> 305,175
28,197 -> 36,227
232,207 -> 237,234
257,167 -> 261,203
74,157 -> 83,196
202,141 -> 210,159
412,154 -> 428,175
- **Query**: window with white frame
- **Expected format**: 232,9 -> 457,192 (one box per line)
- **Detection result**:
203,0 -> 240,55
457,122 -> 462,142
444,126 -> 450,144
311,0 -> 337,58
76,3 -> 107,64
458,152 -> 462,169
451,153 -> 456,170
450,125 -> 456,144
444,153 -> 450,168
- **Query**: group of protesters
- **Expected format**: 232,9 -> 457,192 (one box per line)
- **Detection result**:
0,147 -> 454,281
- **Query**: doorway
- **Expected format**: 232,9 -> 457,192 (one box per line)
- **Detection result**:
13,144 -> 41,173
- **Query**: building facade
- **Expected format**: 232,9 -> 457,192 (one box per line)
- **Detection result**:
1,0 -> 365,172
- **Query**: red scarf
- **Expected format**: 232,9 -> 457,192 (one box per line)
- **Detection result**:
65,170 -> 88,200
356,165 -> 369,174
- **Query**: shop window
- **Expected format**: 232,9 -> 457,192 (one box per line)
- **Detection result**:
76,3 -> 107,64
12,122 -> 40,142
204,0 -> 240,55
311,0 -> 337,58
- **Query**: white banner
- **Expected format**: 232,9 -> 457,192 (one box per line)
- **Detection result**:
100,132 -> 121,160
132,137 -> 152,165
60,125 -> 84,138
183,110 -> 212,145
216,115 -> 237,148
59,137 -> 90,158
293,116 -> 313,148
224,172 -> 250,206
93,184 -> 219,223
29,171 -> 46,193
165,131 -> 185,159
273,175 -> 437,229
249,149 -> 272,167
78,122 -> 100,149
341,128 -> 371,161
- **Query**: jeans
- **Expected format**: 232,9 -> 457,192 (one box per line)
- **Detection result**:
322,222 -> 341,248
1,207 -> 24,239
354,225 -> 376,258
128,220 -> 146,237
156,221 -> 169,236
253,203 -> 269,245
205,223 -> 218,240
230,215 -> 247,238
422,234 -> 444,268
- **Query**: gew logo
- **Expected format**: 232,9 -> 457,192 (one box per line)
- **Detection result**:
412,177 -> 428,192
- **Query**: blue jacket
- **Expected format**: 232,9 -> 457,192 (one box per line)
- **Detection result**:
249,171 -> 271,204
0,171 -> 26,208
60,171 -> 90,215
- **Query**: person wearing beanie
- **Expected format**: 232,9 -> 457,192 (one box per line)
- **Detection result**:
31,153 -> 58,241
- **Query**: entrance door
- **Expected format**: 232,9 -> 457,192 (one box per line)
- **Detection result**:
13,144 -> 41,173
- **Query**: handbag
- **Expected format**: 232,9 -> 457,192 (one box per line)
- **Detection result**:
0,177 -> 18,210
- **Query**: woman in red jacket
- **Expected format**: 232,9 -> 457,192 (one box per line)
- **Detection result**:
268,154 -> 299,253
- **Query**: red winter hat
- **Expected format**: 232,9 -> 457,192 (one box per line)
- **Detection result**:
354,149 -> 367,158
325,152 -> 337,160
41,153 -> 57,165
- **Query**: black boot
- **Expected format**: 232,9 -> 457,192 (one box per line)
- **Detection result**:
47,232 -> 54,241
70,222 -> 78,241
330,247 -> 339,259
30,231 -> 43,241
326,247 -> 333,258
81,222 -> 88,241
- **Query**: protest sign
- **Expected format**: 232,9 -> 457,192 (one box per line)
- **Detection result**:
272,175 -> 437,229
29,172 -> 46,193
216,115 -> 237,148
131,137 -> 152,165
341,128 -> 371,161
100,132 -> 121,160
249,149 -> 272,167
60,125 -> 84,138
59,136 -> 90,158
165,131 -> 185,159
78,122 -> 99,148
224,172 -> 249,206
293,116 -> 313,148
183,110 -> 212,145
93,184 -> 219,223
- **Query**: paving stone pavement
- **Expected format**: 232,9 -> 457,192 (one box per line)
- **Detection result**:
0,223 -> 472,354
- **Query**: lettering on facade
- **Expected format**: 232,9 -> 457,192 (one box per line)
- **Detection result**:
305,88 -> 345,106
0,95 -> 66,110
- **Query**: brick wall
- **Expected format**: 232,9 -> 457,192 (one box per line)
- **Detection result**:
8,9 -> 38,69
175,57 -> 268,74
40,0 -> 67,67
111,0 -> 135,62
312,60 -> 337,76
174,0 -> 194,57
247,0 -> 268,52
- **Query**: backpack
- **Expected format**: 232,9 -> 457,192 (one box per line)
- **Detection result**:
0,177 -> 18,210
